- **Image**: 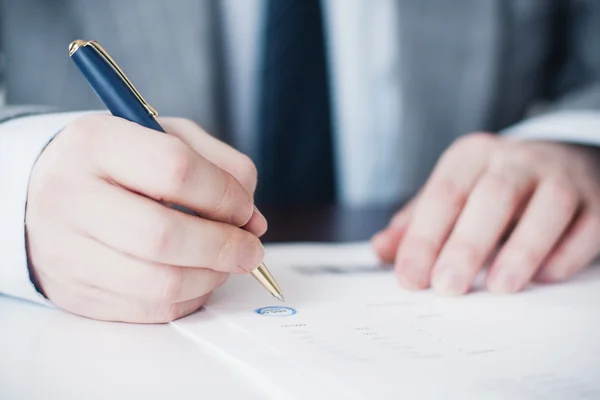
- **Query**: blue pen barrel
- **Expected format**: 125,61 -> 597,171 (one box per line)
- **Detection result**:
70,46 -> 165,133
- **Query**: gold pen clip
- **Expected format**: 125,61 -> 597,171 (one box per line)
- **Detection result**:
68,40 -> 158,117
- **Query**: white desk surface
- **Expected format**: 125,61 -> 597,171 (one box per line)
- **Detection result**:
0,296 -> 269,400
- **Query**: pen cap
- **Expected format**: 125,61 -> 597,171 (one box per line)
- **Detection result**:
70,45 -> 164,132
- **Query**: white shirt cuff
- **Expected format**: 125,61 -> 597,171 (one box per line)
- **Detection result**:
0,111 -> 95,305
503,110 -> 600,146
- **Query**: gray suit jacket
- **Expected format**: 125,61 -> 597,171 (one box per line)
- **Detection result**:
2,0 -> 600,205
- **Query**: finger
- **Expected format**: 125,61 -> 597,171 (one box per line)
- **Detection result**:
535,209 -> 600,282
244,206 -> 268,238
67,180 -> 264,273
159,117 -> 258,195
42,271 -> 210,323
487,179 -> 579,293
431,168 -> 535,295
55,235 -> 228,303
395,134 -> 497,290
159,118 -> 268,236
84,116 -> 253,227
159,117 -> 268,235
372,201 -> 415,263
389,198 -> 417,229
372,227 -> 407,264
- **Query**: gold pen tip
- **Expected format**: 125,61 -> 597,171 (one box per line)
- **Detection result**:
69,40 -> 87,57
275,294 -> 285,302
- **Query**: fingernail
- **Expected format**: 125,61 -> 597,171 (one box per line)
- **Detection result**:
253,205 -> 268,228
432,268 -> 464,296
489,268 -> 520,293
396,259 -> 428,290
238,241 -> 264,272
235,202 -> 255,227
371,231 -> 389,250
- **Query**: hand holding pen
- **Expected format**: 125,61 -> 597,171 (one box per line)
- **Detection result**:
24,41 -> 282,323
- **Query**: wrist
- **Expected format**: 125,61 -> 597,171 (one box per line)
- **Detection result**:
0,111 -> 98,304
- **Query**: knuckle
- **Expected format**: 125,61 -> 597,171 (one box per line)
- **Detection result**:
452,132 -> 497,152
66,114 -> 107,134
427,178 -> 468,211
207,171 -> 251,226
207,170 -> 234,220
481,173 -> 520,206
145,211 -> 176,257
433,134 -> 496,182
36,116 -> 119,182
215,229 -> 236,267
487,146 -> 535,180
234,155 -> 258,193
488,147 -> 513,173
510,147 -> 539,168
160,266 -> 185,304
546,179 -> 579,212
161,138 -> 195,193
62,114 -> 112,147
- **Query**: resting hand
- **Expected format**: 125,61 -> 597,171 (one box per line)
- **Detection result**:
26,115 -> 266,322
372,133 -> 600,295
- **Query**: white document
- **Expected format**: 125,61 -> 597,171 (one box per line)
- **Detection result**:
173,243 -> 600,400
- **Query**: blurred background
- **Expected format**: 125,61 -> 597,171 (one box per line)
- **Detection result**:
2,0 -> 596,209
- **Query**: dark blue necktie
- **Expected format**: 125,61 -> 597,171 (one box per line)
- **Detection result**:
256,0 -> 336,205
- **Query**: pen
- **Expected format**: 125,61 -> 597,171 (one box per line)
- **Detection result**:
68,40 -> 284,302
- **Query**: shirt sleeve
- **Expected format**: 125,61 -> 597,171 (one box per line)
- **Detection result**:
502,110 -> 600,146
0,111 -> 94,305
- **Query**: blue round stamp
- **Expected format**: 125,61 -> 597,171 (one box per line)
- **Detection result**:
255,306 -> 297,317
